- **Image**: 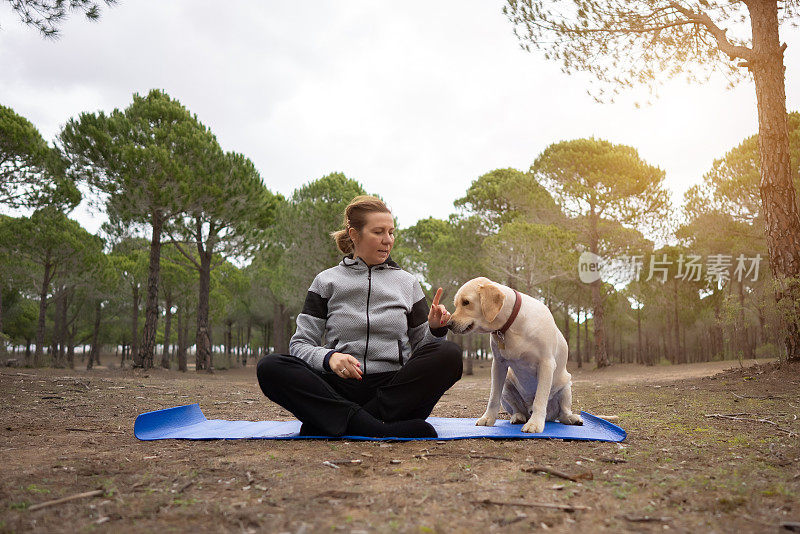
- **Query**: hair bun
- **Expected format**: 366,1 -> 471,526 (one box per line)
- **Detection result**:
330,195 -> 390,255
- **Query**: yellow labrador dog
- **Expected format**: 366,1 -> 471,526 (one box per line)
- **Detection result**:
448,277 -> 582,433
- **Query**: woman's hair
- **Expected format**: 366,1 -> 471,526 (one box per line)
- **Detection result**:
331,195 -> 391,255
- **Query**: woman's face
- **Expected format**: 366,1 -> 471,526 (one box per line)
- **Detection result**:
350,211 -> 395,266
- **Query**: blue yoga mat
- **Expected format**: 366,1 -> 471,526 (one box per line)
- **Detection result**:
134,404 -> 626,442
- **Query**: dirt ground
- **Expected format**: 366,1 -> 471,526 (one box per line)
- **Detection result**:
1,356 -> 798,533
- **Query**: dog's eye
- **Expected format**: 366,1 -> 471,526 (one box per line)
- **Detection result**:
462,299 -> 469,306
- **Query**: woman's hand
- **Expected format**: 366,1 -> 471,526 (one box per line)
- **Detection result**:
428,287 -> 451,329
329,352 -> 362,380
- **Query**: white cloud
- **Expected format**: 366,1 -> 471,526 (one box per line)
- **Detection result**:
1,0 -> 797,231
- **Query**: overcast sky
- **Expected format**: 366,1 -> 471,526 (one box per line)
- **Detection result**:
2,1 -> 799,233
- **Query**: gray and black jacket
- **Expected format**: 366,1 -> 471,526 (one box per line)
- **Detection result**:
289,255 -> 448,374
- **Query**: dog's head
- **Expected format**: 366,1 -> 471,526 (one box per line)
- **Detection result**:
447,277 -> 506,335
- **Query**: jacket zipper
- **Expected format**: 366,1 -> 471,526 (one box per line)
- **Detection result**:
363,265 -> 373,373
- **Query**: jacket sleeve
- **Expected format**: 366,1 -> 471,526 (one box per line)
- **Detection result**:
407,281 -> 447,352
289,277 -> 334,372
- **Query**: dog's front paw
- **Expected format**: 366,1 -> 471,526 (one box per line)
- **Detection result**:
562,413 -> 583,425
510,413 -> 527,424
521,416 -> 545,434
475,413 -> 496,427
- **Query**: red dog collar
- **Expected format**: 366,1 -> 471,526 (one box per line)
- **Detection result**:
494,289 -> 522,338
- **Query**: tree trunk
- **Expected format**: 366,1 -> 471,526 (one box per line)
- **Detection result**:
58,290 -> 68,366
590,277 -> 608,367
88,300 -> 102,370
682,325 -> 688,363
235,326 -> 239,366
130,283 -> 140,366
196,245 -> 213,372
34,257 -> 53,367
261,322 -> 267,357
245,320 -> 252,367
576,309 -> 582,368
738,281 -> 753,359
237,326 -> 243,366
637,305 -> 643,365
176,305 -> 183,364
50,289 -> 62,367
749,1 -> 800,361
673,282 -> 681,364
464,334 -> 474,376
177,305 -> 187,372
273,302 -> 289,354
583,315 -> 590,365
225,320 -> 233,369
0,282 -> 5,358
161,295 -> 173,369
137,210 -> 164,369
589,211 -> 609,368
66,324 -> 75,369
666,313 -> 676,364
563,310 -> 570,361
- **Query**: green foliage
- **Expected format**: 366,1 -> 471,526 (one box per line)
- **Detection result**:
106,237 -> 148,348
256,173 -> 366,313
6,0 -> 118,38
212,260 -> 249,324
159,244 -> 195,304
676,118 -> 800,360
482,219 -> 577,294
25,483 -> 49,494
454,168 -> 561,231
0,208 -> 104,287
683,112 -> 800,227
395,215 -> 487,302
171,149 -> 279,264
2,294 -> 37,343
3,84 -> 794,367
61,89 -> 220,228
505,1 -> 800,361
61,90 -> 277,368
0,104 -> 79,210
109,238 -> 148,293
0,208 -> 104,364
394,216 -> 453,287
503,0 -> 760,100
533,138 -> 669,234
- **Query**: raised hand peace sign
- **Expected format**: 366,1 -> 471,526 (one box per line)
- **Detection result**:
428,287 -> 451,329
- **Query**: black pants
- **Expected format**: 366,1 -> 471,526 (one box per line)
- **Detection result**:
256,340 -> 463,436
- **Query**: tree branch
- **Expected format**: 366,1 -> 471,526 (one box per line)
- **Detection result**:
669,2 -> 753,61
559,19 -> 694,35
168,236 -> 201,270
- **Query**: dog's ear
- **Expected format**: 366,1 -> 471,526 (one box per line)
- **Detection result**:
479,283 -> 505,323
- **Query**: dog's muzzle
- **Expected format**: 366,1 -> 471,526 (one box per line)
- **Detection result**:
448,321 -> 473,334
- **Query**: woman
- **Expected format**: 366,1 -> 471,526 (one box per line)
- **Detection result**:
257,195 -> 462,438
